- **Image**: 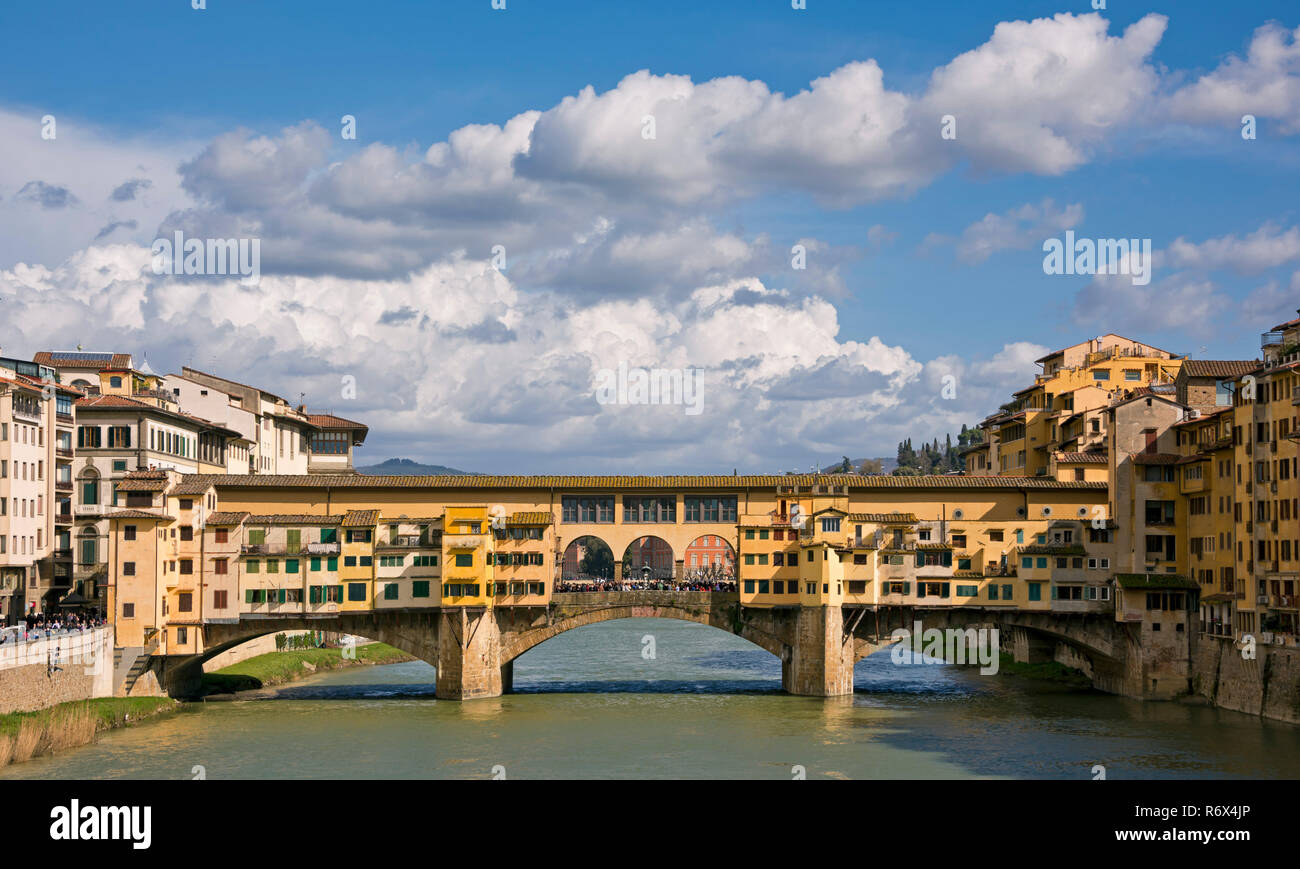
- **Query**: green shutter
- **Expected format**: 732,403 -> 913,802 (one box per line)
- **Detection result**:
245,590 -> 254,603
942,551 -> 952,567
916,552 -> 924,567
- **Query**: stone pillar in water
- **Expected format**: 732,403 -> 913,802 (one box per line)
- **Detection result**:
436,607 -> 504,700
783,605 -> 854,697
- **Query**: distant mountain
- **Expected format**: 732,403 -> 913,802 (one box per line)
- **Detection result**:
357,458 -> 478,476
815,457 -> 898,475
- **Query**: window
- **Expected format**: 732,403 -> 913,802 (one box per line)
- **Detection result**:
347,583 -> 367,602
122,603 -> 134,618
213,590 -> 228,608
561,496 -> 616,523
122,561 -> 135,576
412,581 -> 430,598
384,582 -> 399,600
178,592 -> 193,612
622,496 -> 676,523
821,517 -> 841,533
215,528 -> 229,543
683,496 -> 738,523
1092,369 -> 1110,381
1028,583 -> 1042,601
123,525 -> 137,541
455,553 -> 473,567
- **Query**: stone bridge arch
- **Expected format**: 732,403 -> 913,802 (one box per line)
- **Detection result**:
498,594 -> 790,665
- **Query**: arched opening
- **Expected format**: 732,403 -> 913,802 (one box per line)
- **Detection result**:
560,535 -> 614,586
684,534 -> 735,582
621,536 -> 673,583
507,614 -> 784,695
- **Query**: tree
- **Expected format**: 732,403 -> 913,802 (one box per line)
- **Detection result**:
839,456 -> 852,473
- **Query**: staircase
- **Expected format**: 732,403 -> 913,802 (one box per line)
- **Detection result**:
113,637 -> 159,696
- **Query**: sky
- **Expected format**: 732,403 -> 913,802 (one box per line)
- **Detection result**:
0,0 -> 1298,473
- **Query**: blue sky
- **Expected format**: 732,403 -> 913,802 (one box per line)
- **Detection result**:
1,1 -> 1297,471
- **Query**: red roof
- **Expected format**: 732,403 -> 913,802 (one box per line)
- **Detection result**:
306,413 -> 368,432
34,351 -> 133,371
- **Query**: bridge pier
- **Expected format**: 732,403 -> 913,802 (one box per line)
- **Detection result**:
436,608 -> 505,700
783,605 -> 854,697
501,659 -> 514,694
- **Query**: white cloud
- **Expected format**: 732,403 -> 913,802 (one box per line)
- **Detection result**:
951,199 -> 1084,264
1164,223 -> 1300,272
1166,23 -> 1300,133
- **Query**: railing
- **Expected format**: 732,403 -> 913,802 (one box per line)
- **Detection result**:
55,480 -> 73,492
1262,331 -> 1285,348
55,447 -> 73,458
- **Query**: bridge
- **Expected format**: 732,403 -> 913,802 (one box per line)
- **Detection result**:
138,591 -> 1173,700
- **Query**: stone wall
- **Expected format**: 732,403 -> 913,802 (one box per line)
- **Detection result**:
0,628 -> 114,714
1193,635 -> 1300,724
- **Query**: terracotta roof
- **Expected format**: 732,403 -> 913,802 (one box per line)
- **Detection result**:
168,479 -> 215,495
1270,313 -> 1300,331
342,509 -> 380,527
847,512 -> 918,523
104,510 -> 173,521
1173,406 -> 1233,426
245,514 -> 343,526
1181,360 -> 1261,379
186,474 -> 1107,491
1055,452 -> 1107,463
204,511 -> 249,526
115,478 -> 167,492
125,469 -> 168,479
34,351 -> 133,370
1131,452 -> 1182,465
506,511 -> 552,526
306,413 -> 369,432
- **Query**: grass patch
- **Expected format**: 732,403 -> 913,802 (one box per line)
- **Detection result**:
0,697 -> 178,767
200,642 -> 414,695
996,652 -> 1092,688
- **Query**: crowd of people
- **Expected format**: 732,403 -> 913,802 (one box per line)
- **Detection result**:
556,579 -> 737,593
0,610 -> 107,643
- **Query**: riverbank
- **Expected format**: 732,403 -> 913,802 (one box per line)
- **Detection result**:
993,653 -> 1093,688
200,643 -> 415,696
0,697 -> 178,768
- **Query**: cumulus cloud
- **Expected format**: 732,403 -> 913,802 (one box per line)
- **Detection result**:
946,199 -> 1084,264
1164,223 -> 1300,272
0,244 -> 1055,471
1166,23 -> 1300,133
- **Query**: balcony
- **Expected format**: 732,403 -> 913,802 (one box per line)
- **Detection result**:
1262,331 -> 1285,348
55,480 -> 73,493
53,548 -> 72,561
75,503 -> 104,517
55,447 -> 73,459
304,542 -> 340,555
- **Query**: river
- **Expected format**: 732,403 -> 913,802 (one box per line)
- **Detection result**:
6,618 -> 1299,779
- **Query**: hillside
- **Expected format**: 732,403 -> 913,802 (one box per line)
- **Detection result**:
356,458 -> 477,476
